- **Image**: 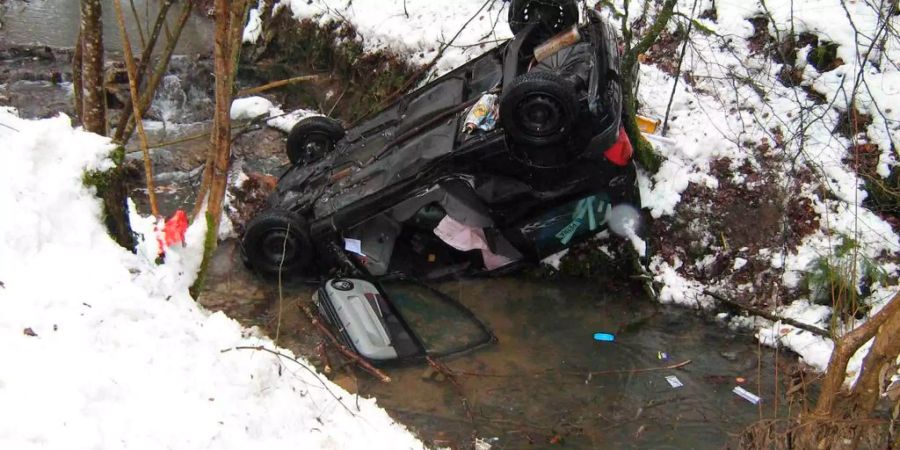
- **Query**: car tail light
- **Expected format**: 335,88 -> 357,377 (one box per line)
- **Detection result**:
604,127 -> 633,166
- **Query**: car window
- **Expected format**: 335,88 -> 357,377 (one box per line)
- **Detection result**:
381,280 -> 494,357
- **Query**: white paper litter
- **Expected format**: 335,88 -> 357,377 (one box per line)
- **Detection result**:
665,375 -> 683,389
733,386 -> 762,404
344,238 -> 365,256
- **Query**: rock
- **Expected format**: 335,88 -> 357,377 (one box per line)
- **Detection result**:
719,350 -> 738,361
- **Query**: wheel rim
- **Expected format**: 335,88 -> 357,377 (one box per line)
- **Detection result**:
521,3 -> 568,31
516,93 -> 565,137
260,227 -> 300,266
302,132 -> 332,162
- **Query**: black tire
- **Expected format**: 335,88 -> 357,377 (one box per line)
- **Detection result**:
286,116 -> 344,166
242,209 -> 314,277
508,0 -> 579,35
500,71 -> 577,146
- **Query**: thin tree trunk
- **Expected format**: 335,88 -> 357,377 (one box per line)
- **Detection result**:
72,32 -> 85,123
190,0 -> 246,296
80,0 -> 107,135
620,0 -> 677,174
114,0 -> 192,143
112,0 -> 159,217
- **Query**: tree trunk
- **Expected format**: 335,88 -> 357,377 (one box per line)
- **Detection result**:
619,0 -> 678,174
848,292 -> 900,415
78,0 -> 134,250
80,0 -> 106,135
72,32 -> 85,123
190,0 -> 247,297
814,291 -> 900,416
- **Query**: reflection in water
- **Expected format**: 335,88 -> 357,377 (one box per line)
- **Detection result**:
199,243 -> 795,449
0,0 -> 213,55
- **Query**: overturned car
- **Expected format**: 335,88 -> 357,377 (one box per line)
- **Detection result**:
242,1 -> 641,281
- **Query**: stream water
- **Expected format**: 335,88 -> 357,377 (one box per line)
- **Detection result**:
0,0 -> 213,55
201,242 -> 797,449
1,2 -> 804,448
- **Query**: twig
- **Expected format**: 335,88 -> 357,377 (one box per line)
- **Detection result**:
298,302 -> 392,383
662,0 -> 699,136
236,74 -> 320,97
113,0 -> 160,217
703,290 -> 830,338
327,87 -> 348,117
0,122 -> 20,132
448,359 -> 693,379
222,345 -> 355,416
427,356 -> 476,431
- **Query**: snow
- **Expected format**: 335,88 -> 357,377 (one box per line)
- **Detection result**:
270,0 -> 516,77
230,95 -> 322,133
243,7 -> 263,44
0,108 -> 423,449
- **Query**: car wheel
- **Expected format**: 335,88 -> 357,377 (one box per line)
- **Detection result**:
242,209 -> 314,277
286,116 -> 345,166
508,0 -> 579,35
501,71 -> 577,146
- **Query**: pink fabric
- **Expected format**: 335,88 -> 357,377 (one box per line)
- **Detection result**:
433,216 -> 514,270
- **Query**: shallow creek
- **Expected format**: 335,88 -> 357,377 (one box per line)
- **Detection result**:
201,241 -> 794,449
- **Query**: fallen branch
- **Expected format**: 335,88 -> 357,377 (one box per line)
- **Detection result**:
427,356 -> 475,425
298,302 -> 392,383
236,74 -> 320,97
222,345 -> 355,416
703,290 -> 830,338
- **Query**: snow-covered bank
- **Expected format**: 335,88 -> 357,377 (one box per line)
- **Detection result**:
0,107 -> 423,449
249,0 -> 900,382
255,0 -> 515,76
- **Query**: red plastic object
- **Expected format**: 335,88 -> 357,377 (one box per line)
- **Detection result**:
164,210 -> 189,247
604,127 -> 633,166
156,210 -> 189,256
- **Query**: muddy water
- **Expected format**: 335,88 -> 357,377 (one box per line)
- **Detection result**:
201,242 -> 794,449
0,0 -> 213,55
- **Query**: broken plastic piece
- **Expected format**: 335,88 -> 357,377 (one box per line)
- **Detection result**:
592,332 -> 615,342
603,128 -> 633,166
156,210 -> 189,256
733,386 -> 761,404
534,25 -> 581,62
658,351 -> 668,360
665,375 -> 683,388
636,115 -> 661,134
463,94 -> 499,133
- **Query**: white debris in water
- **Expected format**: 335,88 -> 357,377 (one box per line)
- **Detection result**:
230,96 -> 323,134
606,203 -> 646,257
0,108 -> 423,449
541,248 -> 569,270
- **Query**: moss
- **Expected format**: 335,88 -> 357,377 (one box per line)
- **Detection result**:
803,235 -> 888,323
189,212 -> 218,299
246,12 -> 419,122
83,145 -> 134,250
863,165 -> 900,218
807,41 -> 840,71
